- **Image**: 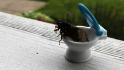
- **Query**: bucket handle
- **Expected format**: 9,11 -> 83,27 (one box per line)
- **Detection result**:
78,3 -> 107,38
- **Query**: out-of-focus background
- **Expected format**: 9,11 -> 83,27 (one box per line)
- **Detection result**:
0,0 -> 124,40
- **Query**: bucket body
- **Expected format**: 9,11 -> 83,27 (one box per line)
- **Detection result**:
63,26 -> 98,63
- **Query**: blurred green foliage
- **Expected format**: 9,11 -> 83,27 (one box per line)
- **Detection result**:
22,11 -> 54,23
23,0 -> 124,40
31,0 -> 49,1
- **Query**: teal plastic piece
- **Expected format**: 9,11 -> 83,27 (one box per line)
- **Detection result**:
78,3 -> 107,37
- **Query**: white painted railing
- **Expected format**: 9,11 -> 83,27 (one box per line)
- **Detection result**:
0,12 -> 124,70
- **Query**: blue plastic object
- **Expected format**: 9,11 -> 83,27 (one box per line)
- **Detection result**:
78,3 -> 107,38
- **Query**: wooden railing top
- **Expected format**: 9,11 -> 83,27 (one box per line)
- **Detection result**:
0,12 -> 124,70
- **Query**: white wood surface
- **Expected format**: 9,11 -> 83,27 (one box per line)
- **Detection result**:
0,12 -> 124,70
0,25 -> 124,70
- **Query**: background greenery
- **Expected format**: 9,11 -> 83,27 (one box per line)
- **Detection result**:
23,0 -> 124,40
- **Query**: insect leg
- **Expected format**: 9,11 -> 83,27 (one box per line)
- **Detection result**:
54,25 -> 59,33
59,30 -> 64,45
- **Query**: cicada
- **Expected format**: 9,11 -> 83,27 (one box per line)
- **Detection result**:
54,19 -> 89,44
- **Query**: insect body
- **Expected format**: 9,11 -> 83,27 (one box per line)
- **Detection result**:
54,19 -> 89,44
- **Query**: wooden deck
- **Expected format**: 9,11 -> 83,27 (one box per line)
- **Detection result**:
0,12 -> 124,70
